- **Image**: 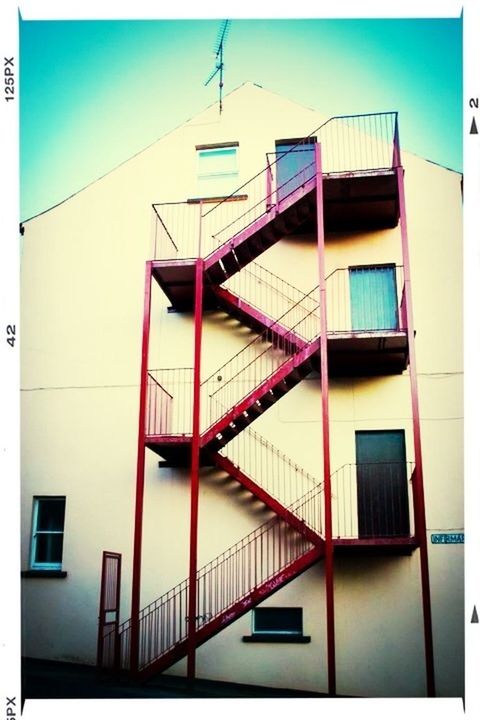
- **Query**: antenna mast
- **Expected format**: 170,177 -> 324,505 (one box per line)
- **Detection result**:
205,20 -> 231,114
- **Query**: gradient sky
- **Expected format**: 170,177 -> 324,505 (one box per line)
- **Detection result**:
20,17 -> 462,220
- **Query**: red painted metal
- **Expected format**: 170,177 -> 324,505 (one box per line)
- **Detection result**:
266,154 -> 273,211
330,461 -> 415,540
204,175 -> 317,272
187,255 -> 204,682
316,143 -> 336,697
138,545 -> 323,682
212,285 -> 305,349
209,450 -> 324,546
392,112 -> 401,168
112,504 -> 323,670
334,537 -> 418,548
201,337 -> 320,447
153,112 -> 398,263
126,115 -> 420,692
396,164 -> 435,696
130,260 -> 153,675
97,551 -> 122,670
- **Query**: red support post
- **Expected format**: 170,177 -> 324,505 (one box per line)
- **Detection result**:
396,164 -> 435,697
315,143 -> 336,696
130,260 -> 153,675
392,112 -> 401,169
187,213 -> 204,682
266,155 -> 273,212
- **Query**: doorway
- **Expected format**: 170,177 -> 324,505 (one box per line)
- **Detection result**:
355,430 -> 410,538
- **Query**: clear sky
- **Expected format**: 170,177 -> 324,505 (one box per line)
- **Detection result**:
20,16 -> 462,220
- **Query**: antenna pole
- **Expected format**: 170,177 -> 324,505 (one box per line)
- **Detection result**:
204,20 -> 230,116
219,41 -> 224,114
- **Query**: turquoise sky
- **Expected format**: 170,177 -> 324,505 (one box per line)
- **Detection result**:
20,17 -> 462,220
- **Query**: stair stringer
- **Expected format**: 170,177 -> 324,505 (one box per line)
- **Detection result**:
138,544 -> 324,683
207,450 -> 323,547
201,338 -> 320,448
203,180 -> 317,284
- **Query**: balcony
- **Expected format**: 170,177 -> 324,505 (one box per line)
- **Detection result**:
331,462 -> 417,553
325,264 -> 408,375
150,112 -> 401,311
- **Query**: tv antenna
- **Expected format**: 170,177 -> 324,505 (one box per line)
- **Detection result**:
205,20 -> 231,114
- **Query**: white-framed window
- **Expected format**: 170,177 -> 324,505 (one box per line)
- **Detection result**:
30,496 -> 66,570
196,142 -> 239,198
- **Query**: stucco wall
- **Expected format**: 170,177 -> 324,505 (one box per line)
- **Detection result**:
20,83 -> 463,697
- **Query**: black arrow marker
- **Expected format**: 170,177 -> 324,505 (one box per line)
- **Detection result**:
470,117 -> 478,135
471,605 -> 479,623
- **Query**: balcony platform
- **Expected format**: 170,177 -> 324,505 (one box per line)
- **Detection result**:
323,170 -> 399,232
333,536 -> 418,555
152,260 -> 218,313
327,331 -> 408,375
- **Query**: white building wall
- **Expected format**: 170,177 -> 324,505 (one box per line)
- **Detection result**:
20,83 -> 463,697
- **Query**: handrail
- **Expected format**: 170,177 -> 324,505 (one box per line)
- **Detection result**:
331,461 -> 415,539
203,286 -> 320,431
203,282 -> 319,387
151,111 -> 400,260
202,111 -> 398,217
218,420 -> 320,509
107,478 -> 324,671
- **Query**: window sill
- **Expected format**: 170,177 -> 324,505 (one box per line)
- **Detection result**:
187,194 -> 248,204
21,570 -> 67,578
242,634 -> 311,644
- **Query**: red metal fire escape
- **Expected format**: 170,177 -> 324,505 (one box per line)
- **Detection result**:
98,113 -> 435,696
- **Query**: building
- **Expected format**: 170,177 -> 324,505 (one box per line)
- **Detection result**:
20,82 -> 463,698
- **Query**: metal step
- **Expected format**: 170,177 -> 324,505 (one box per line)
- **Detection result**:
206,263 -> 227,284
221,251 -> 240,276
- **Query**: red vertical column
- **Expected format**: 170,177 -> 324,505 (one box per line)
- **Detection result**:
187,217 -> 204,681
130,261 -> 153,675
315,143 -> 336,696
396,164 -> 435,697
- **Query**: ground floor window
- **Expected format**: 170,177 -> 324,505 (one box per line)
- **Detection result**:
243,607 -> 310,643
30,496 -> 66,570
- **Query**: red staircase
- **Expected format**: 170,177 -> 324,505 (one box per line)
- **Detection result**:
112,482 -> 325,679
98,111 -> 429,687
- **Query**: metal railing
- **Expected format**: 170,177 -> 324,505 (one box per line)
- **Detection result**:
104,466 -> 413,671
110,481 -> 323,672
222,261 -> 319,326
317,112 -> 398,176
146,263 -> 408,439
218,422 -> 321,511
152,111 -> 400,260
331,461 -> 414,539
146,368 -> 193,436
203,285 -> 320,431
326,265 -> 405,333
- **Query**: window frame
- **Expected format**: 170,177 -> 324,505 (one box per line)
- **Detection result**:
195,141 -> 240,199
242,606 -> 310,643
30,496 -> 66,571
252,606 -> 303,636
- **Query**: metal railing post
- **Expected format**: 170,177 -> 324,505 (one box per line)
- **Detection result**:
396,162 -> 435,696
316,142 -> 336,696
187,255 -> 204,683
130,261 -> 153,676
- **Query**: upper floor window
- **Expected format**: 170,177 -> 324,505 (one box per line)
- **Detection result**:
196,142 -> 239,198
30,497 -> 66,570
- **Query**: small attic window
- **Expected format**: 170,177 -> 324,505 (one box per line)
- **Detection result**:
195,142 -> 239,199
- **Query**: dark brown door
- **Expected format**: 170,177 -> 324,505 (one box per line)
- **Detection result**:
356,430 -> 410,538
